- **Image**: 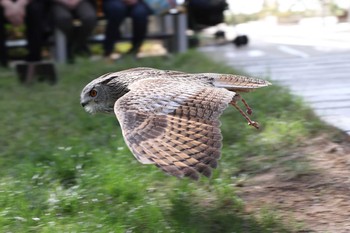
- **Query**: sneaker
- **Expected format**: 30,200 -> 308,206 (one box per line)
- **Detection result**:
104,53 -> 122,64
15,61 -> 57,85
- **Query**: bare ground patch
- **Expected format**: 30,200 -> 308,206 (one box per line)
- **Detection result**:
237,134 -> 350,233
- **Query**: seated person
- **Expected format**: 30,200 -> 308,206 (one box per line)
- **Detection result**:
0,0 -> 55,83
0,0 -> 45,67
102,0 -> 152,59
51,0 -> 97,63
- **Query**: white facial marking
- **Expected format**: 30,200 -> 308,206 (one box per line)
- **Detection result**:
84,104 -> 96,114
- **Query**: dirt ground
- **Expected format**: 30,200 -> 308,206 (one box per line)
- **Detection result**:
237,134 -> 350,233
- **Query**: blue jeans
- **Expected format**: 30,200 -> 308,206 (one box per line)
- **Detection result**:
103,0 -> 151,56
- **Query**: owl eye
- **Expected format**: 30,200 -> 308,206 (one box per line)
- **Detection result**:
89,89 -> 97,97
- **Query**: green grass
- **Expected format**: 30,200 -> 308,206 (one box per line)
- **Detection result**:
0,51 -> 339,232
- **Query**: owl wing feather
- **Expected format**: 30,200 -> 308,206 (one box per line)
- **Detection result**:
209,73 -> 271,92
114,78 -> 235,180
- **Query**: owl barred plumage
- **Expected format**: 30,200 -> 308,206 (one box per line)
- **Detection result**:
80,67 -> 271,180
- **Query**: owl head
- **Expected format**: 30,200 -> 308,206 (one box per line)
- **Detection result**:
80,74 -> 128,113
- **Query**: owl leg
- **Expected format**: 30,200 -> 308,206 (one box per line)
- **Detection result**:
230,94 -> 260,129
238,94 -> 253,115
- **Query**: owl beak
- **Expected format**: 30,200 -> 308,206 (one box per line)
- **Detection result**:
81,101 -> 88,107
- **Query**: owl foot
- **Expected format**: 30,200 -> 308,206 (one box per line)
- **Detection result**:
240,96 -> 253,115
230,95 -> 259,129
232,94 -> 253,115
248,121 -> 260,129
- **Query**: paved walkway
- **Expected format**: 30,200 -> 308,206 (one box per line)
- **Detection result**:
199,21 -> 350,135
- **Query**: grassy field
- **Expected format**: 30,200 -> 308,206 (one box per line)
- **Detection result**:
0,51 -> 337,232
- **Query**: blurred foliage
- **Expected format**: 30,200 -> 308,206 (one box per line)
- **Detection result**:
225,0 -> 348,24
0,51 -> 340,232
329,2 -> 348,18
5,24 -> 26,39
226,9 -> 321,25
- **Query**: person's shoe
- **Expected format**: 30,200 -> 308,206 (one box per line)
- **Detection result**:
15,61 -> 32,84
104,53 -> 122,64
15,61 -> 57,85
36,61 -> 57,85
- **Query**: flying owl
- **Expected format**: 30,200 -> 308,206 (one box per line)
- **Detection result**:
80,67 -> 271,180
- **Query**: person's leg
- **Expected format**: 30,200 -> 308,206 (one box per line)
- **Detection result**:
129,2 -> 150,53
22,1 -> 56,84
51,3 -> 74,39
102,0 -> 127,56
0,6 -> 8,67
73,0 -> 97,54
25,0 -> 46,62
51,3 -> 75,61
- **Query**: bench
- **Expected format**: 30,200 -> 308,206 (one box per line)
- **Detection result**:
5,10 -> 188,64
54,10 -> 188,63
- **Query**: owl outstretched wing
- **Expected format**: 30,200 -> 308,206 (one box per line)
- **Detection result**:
114,78 -> 235,180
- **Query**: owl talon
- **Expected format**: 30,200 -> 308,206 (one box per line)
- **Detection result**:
230,100 -> 259,130
248,121 -> 260,129
240,95 -> 253,115
246,108 -> 252,115
233,94 -> 253,115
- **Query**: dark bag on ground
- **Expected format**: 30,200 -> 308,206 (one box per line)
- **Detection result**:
232,35 -> 249,47
187,0 -> 228,30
